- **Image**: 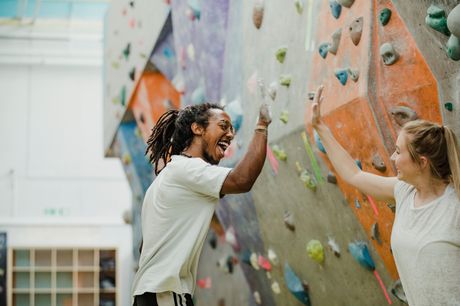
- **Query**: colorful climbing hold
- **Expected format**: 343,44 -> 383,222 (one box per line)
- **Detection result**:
226,99 -> 244,132
348,241 -> 375,271
372,153 -> 387,172
447,34 -> 460,61
129,67 -> 136,81
284,210 -> 295,231
380,42 -> 399,65
379,8 -> 392,26
425,5 -> 450,36
329,0 -> 342,19
276,46 -> 288,63
391,279 -> 408,304
318,43 -> 331,59
447,4 -> 460,37
187,0 -> 201,21
123,43 -> 131,60
253,291 -> 262,305
306,240 -> 325,264
122,153 -> 132,165
272,145 -> 287,161
349,17 -> 363,46
299,168 -> 317,191
208,231 -> 217,249
335,69 -> 348,85
253,0 -> 264,29
225,226 -> 240,251
187,44 -> 195,61
390,106 -> 418,126
354,198 -> 361,208
444,102 -> 453,111
294,0 -> 304,14
314,130 -> 326,153
120,85 -> 127,106
250,252 -> 260,270
284,263 -> 311,306
197,276 -> 212,289
258,255 -> 272,271
191,86 -> 206,105
327,172 -> 337,184
371,222 -> 382,244
163,46 -> 175,59
329,28 -> 342,55
327,237 -> 341,257
337,0 -> 354,8
268,81 -> 278,100
280,110 -> 289,124
279,74 -> 292,87
348,68 -> 359,82
268,248 -> 279,265
271,281 -> 281,294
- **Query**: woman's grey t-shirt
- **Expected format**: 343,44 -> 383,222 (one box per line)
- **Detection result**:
391,181 -> 460,305
132,155 -> 231,297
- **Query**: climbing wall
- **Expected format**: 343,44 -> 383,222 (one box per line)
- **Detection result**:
105,0 -> 460,305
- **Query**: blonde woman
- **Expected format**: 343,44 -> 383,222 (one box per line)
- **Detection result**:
311,85 -> 460,305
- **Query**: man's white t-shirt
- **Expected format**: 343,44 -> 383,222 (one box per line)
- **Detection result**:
132,155 -> 231,297
391,181 -> 460,305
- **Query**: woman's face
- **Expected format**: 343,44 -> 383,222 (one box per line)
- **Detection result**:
390,131 -> 421,183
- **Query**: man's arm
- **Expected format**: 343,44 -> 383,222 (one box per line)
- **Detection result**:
220,104 -> 271,194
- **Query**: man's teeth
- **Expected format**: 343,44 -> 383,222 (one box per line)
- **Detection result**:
218,142 -> 229,150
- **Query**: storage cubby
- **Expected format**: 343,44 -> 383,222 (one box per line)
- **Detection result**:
9,248 -> 118,306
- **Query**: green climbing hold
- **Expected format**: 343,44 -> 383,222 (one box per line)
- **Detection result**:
272,145 -> 287,161
294,0 -> 304,14
123,43 -> 131,60
425,5 -> 450,36
447,34 -> 460,61
444,102 -> 453,111
300,170 -> 317,191
120,86 -> 127,106
279,74 -> 292,87
306,240 -> 324,264
280,110 -> 289,124
276,46 -> 288,63
379,8 -> 391,26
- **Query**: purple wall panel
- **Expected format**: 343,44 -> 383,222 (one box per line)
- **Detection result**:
171,0 -> 229,105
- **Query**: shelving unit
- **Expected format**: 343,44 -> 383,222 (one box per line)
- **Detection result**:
8,248 -> 118,306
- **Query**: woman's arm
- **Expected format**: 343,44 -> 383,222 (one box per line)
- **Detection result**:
312,86 -> 397,202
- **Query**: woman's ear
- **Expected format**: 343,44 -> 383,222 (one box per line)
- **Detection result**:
419,155 -> 429,170
191,122 -> 204,136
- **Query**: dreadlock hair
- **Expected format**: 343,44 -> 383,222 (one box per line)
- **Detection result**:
146,103 -> 223,174
403,120 -> 460,198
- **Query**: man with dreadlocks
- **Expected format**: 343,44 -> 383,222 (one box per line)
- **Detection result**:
132,102 -> 272,306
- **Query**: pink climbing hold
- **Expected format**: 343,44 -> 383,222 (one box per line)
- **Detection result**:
258,255 -> 272,271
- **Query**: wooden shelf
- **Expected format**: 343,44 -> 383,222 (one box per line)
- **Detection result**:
8,247 -> 118,306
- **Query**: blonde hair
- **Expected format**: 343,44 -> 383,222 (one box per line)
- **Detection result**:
403,120 -> 460,198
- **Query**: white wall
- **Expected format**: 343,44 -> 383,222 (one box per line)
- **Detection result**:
0,20 -> 134,306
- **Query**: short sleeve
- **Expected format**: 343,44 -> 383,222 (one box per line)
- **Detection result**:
176,158 -> 232,199
393,180 -> 414,214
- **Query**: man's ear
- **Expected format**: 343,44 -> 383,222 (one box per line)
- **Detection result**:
191,122 -> 204,136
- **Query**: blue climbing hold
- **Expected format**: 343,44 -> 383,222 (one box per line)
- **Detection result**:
335,69 -> 348,86
329,0 -> 342,19
191,86 -> 206,105
348,241 -> 375,271
225,99 -> 243,133
163,46 -> 175,59
354,198 -> 361,208
314,130 -> 326,154
284,263 -> 311,306
318,43 -> 331,59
